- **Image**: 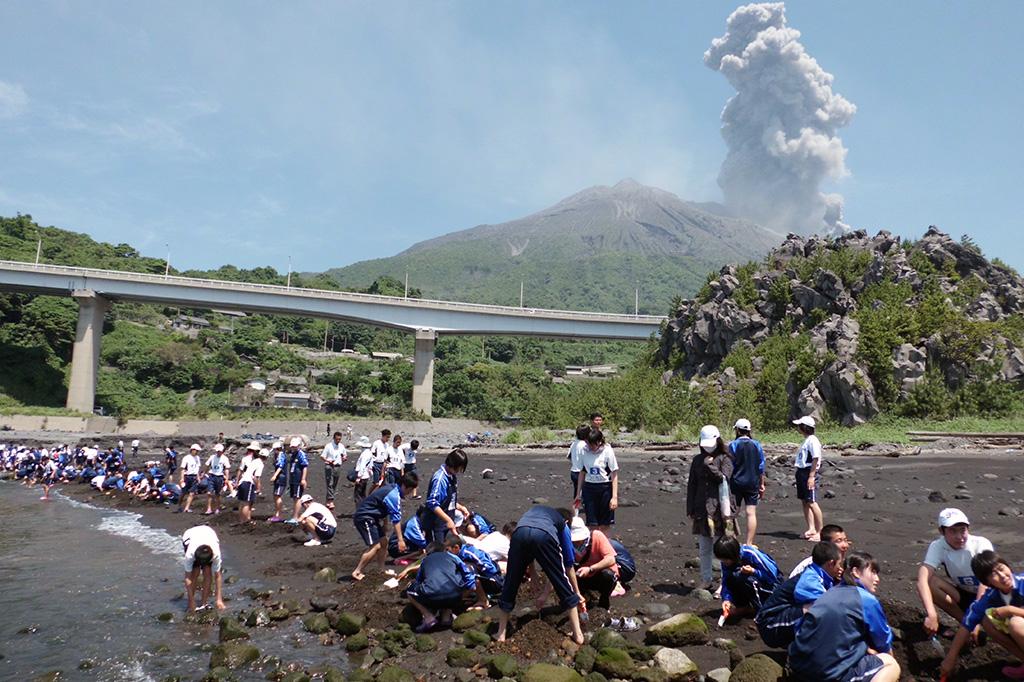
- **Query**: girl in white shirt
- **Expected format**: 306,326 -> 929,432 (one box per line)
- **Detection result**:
574,428 -> 619,533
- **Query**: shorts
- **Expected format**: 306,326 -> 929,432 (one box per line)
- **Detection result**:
404,463 -> 417,476
385,468 -> 402,486
182,474 -> 198,494
733,489 -> 760,507
581,481 -> 614,527
841,654 -> 886,682
407,588 -> 463,611
755,605 -> 804,648
795,468 -> 816,502
354,517 -> 384,546
956,588 -> 976,613
479,574 -> 504,596
289,482 -> 305,499
273,477 -> 287,497
208,474 -> 225,496
237,481 -> 256,504
315,522 -> 337,542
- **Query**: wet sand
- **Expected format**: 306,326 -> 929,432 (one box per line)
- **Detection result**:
53,444 -> 1024,680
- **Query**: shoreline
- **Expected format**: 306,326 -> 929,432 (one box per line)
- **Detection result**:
11,445 -> 1024,679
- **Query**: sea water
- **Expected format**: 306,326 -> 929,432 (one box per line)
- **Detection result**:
0,481 -> 348,680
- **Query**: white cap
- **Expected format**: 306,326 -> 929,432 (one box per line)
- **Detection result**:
299,494 -> 313,504
938,508 -> 970,528
271,441 -> 283,450
257,448 -> 269,458
213,443 -> 224,452
792,415 -> 816,429
699,425 -> 721,450
734,418 -> 752,431
247,440 -> 261,451
289,437 -> 304,448
189,443 -> 202,451
356,436 -> 371,448
570,515 -> 590,542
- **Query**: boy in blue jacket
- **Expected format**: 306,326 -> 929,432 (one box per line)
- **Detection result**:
940,550 -> 1024,680
728,418 -> 766,546
756,541 -> 842,647
407,543 -> 477,632
446,534 -> 503,609
352,472 -> 418,581
714,535 -> 782,620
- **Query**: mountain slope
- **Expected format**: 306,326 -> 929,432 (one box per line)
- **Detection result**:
325,180 -> 780,314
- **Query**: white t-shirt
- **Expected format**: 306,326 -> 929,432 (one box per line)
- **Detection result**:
400,443 -> 415,464
370,438 -> 389,463
923,534 -> 994,592
580,444 -> 619,484
91,474 -> 105,489
386,444 -> 405,470
84,447 -> 98,464
300,502 -> 337,528
322,441 -> 347,465
569,439 -> 586,473
355,449 -> 374,481
239,457 -> 264,485
131,439 -> 140,448
795,435 -> 822,469
182,525 -> 222,573
469,532 -> 511,562
181,453 -> 201,476
206,454 -> 230,477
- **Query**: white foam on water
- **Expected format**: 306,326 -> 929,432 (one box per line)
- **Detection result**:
96,511 -> 181,557
98,659 -> 158,682
54,490 -> 102,510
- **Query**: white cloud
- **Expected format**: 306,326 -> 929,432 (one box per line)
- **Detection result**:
0,80 -> 28,119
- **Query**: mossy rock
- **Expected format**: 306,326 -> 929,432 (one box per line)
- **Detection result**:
522,663 -> 583,682
574,645 -> 598,673
729,654 -> 783,682
625,643 -> 658,662
632,669 -> 669,682
268,608 -> 291,621
201,666 -> 236,681
486,653 -> 519,679
381,624 -> 415,648
344,631 -> 369,652
218,617 -> 250,642
446,647 -> 479,668
414,634 -> 436,652
283,600 -> 309,616
156,612 -> 174,623
31,673 -> 64,682
376,667 -> 414,682
644,613 -> 709,647
245,608 -> 270,627
279,673 -> 310,682
347,672 -> 373,682
593,647 -> 636,679
451,610 -> 485,632
320,667 -> 346,682
302,613 -> 331,635
589,628 -> 627,650
370,646 -> 389,663
209,642 -> 260,670
463,629 -> 491,648
313,567 -> 337,583
78,659 -> 97,670
583,673 -> 609,682
331,611 -> 366,636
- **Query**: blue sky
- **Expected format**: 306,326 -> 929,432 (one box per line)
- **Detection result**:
0,1 -> 1021,272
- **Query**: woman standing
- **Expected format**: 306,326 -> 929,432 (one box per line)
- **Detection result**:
686,424 -> 737,591
574,427 -> 619,534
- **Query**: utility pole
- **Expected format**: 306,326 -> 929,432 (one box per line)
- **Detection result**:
519,281 -> 524,308
165,244 -> 170,277
635,281 -> 639,316
323,321 -> 329,352
404,272 -> 409,299
35,238 -> 41,264
286,256 -> 292,288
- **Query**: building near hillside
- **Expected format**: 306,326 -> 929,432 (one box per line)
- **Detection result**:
271,391 -> 322,410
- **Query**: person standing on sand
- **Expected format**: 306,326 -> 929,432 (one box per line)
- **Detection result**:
181,524 -> 225,612
175,444 -> 202,514
728,418 -> 766,546
236,448 -> 266,524
686,424 -> 736,591
285,437 -> 309,525
321,431 -> 347,510
267,441 -> 287,522
793,416 -> 824,542
385,434 -> 405,486
203,443 -> 230,516
574,428 -> 619,534
369,429 -> 391,492
496,505 -> 585,645
351,473 -> 419,580
352,436 -> 374,505
567,424 -> 589,500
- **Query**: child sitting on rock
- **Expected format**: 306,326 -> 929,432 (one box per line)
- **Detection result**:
756,541 -> 842,647
714,535 -> 782,621
407,542 -> 477,633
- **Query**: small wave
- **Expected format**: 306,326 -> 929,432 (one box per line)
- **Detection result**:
96,512 -> 180,557
53,491 -> 102,510
97,659 -> 159,682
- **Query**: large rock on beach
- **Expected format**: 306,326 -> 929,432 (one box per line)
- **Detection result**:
313,567 -> 337,583
729,654 -> 783,682
644,613 -> 709,646
487,653 -> 520,678
209,642 -> 260,670
344,631 -> 369,651
376,667 -> 414,682
218,617 -> 250,642
302,612 -> 330,634
330,611 -> 365,635
445,647 -> 478,668
451,610 -> 485,632
653,648 -> 699,681
589,627 -> 627,650
593,647 -> 636,678
244,608 -> 270,627
522,663 -> 584,682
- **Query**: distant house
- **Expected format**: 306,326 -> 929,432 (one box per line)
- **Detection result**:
211,309 -> 247,318
173,314 -> 211,330
565,364 -> 618,378
246,379 -> 267,392
276,375 -> 309,389
371,351 -> 404,361
271,392 -> 322,410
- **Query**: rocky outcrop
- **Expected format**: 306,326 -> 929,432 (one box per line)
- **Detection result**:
659,228 -> 1024,423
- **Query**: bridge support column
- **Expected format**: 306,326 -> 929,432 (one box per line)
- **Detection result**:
66,290 -> 109,413
412,328 -> 437,417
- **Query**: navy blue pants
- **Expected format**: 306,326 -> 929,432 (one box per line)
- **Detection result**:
755,604 -> 804,648
499,526 -> 580,613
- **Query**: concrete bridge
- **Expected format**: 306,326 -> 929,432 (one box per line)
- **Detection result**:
0,260 -> 665,416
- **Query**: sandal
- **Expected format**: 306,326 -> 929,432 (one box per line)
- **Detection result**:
415,617 -> 438,633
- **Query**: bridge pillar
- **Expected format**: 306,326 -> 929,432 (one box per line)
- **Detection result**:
412,328 -> 437,417
66,290 -> 109,413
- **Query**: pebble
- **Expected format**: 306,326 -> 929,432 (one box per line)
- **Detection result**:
982,473 -> 999,480
999,507 -> 1022,517
928,491 -> 947,503
823,490 -> 836,499
863,491 -> 876,500
692,589 -> 714,602
954,492 -> 972,500
531,498 -> 548,505
638,603 -> 672,618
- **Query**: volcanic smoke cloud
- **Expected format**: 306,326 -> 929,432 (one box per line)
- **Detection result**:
704,3 -> 856,235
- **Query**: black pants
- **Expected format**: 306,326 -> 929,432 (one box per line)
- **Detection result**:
324,465 -> 340,502
577,568 -> 617,609
499,526 -> 580,613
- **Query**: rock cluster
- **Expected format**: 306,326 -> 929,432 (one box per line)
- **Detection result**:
660,228 -> 1024,425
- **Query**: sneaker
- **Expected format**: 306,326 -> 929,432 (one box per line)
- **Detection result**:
267,516 -> 283,523
1003,664 -> 1024,680
284,518 -> 299,525
304,538 -> 322,547
415,618 -> 437,633
615,616 -> 640,632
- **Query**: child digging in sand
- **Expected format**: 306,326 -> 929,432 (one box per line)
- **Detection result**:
351,472 -> 418,581
406,542 -> 477,632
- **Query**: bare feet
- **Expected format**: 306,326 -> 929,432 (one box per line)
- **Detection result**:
806,534 -> 820,542
351,571 -> 365,581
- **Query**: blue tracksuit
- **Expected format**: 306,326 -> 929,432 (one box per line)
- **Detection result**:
423,466 -> 458,541
789,582 -> 893,681
756,562 -> 836,648
388,513 -> 428,557
470,512 -> 495,535
728,436 -> 765,493
459,544 -> 502,581
355,484 -> 403,525
409,550 -> 476,599
962,572 -> 1024,630
499,506 -> 580,613
722,544 -> 782,609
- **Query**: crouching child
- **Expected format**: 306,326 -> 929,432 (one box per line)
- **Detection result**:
756,541 -> 842,647
715,535 -> 782,621
407,543 -> 477,632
